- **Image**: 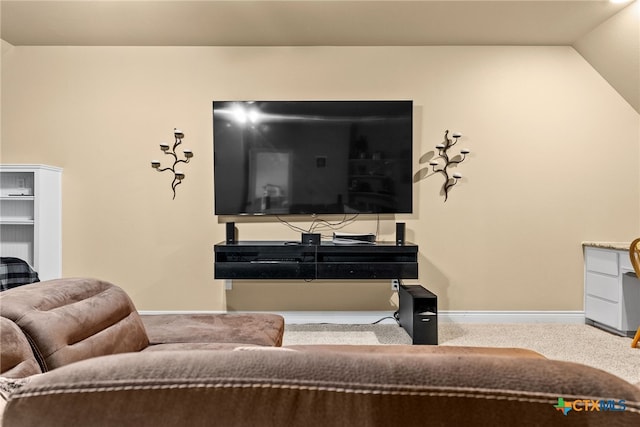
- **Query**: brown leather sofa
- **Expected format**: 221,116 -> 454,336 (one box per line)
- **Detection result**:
1,278 -> 639,426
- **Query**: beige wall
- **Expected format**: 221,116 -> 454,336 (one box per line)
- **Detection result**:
1,45 -> 639,312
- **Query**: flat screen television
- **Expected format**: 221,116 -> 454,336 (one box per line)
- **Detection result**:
213,100 -> 413,216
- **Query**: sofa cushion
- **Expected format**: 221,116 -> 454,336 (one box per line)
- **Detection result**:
0,318 -> 42,378
0,278 -> 149,371
141,313 -> 285,347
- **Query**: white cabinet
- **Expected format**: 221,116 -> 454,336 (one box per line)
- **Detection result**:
0,165 -> 62,281
584,246 -> 640,336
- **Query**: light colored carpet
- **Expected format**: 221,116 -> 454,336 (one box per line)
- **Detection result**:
284,323 -> 640,385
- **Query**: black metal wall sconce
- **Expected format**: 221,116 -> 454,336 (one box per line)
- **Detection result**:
429,130 -> 470,202
151,128 -> 194,199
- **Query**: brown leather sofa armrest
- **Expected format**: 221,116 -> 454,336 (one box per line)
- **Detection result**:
4,349 -> 640,427
0,278 -> 149,371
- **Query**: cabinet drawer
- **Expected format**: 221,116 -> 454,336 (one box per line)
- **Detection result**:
585,248 -> 618,276
585,272 -> 619,302
585,295 -> 619,329
317,262 -> 418,279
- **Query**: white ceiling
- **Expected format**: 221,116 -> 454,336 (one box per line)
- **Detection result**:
0,0 -> 633,47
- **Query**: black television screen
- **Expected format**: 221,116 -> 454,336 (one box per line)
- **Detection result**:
213,100 -> 413,215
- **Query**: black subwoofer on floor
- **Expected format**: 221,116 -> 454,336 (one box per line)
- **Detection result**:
398,284 -> 438,345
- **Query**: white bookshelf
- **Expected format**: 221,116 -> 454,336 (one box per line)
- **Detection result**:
0,164 -> 62,281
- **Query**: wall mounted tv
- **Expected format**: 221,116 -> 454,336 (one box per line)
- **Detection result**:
213,100 -> 413,216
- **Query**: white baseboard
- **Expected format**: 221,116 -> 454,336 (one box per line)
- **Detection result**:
276,311 -> 397,325
439,310 -> 585,324
139,310 -> 586,325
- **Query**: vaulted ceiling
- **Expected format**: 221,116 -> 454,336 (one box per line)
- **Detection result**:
0,0 -> 633,47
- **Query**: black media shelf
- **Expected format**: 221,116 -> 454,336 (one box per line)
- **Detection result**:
214,240 -> 418,280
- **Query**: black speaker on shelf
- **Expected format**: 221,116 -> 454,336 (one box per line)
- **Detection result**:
396,222 -> 405,246
226,222 -> 236,244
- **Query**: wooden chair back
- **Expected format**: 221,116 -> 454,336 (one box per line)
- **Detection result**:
629,238 -> 640,348
631,238 -> 640,277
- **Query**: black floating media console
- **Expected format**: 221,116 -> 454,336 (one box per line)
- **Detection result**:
214,240 -> 437,345
214,241 -> 419,280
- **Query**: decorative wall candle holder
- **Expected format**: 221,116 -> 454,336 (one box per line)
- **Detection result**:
429,130 -> 469,202
151,128 -> 193,199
